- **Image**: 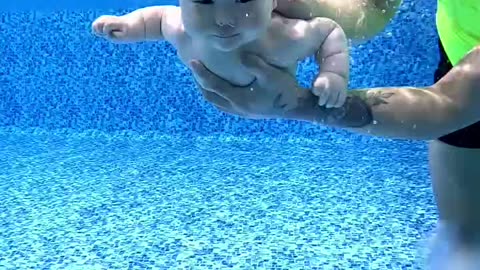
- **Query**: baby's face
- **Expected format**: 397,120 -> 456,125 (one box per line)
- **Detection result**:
180,0 -> 277,51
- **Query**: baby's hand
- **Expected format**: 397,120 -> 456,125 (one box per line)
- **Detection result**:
312,72 -> 347,108
92,15 -> 129,41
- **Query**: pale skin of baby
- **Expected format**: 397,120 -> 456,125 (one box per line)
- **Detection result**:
92,0 -> 350,109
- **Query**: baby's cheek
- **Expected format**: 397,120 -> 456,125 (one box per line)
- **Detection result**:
184,16 -> 210,34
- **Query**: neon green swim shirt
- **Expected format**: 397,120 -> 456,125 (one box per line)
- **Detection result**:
436,0 -> 480,65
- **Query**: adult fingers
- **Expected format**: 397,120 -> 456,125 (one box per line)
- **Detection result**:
200,88 -> 232,109
240,54 -> 281,86
202,89 -> 246,118
190,60 -> 235,101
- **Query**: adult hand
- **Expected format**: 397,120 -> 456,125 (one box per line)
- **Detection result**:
189,54 -> 308,120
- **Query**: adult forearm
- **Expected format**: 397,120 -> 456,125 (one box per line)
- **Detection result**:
347,46 -> 480,140
283,88 -> 373,128
346,87 -> 461,140
287,85 -> 477,141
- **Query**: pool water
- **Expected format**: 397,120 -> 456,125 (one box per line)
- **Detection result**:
1,0 -> 441,269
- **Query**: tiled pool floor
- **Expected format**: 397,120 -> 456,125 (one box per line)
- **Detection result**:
0,130 -> 437,269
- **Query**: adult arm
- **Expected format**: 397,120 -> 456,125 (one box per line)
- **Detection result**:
190,47 -> 480,140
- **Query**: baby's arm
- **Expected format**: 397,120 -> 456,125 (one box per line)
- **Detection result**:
92,6 -> 175,43
309,18 -> 349,108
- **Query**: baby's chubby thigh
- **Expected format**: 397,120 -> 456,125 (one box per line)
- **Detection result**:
275,0 -> 322,20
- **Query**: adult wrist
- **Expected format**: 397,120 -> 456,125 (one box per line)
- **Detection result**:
284,88 -> 373,128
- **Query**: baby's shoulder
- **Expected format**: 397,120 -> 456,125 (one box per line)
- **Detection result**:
269,13 -> 339,50
270,13 -> 337,36
269,13 -> 321,41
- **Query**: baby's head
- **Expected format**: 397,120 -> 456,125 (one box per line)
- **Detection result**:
180,0 -> 277,51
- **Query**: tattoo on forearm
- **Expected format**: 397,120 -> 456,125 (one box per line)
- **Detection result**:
309,94 -> 373,128
331,95 -> 373,127
366,91 -> 395,107
325,90 -> 395,127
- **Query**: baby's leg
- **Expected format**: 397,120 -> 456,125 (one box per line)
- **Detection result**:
275,0 -> 399,19
275,0 -> 376,20
275,0 -> 400,41
275,0 -> 317,20
426,222 -> 480,270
